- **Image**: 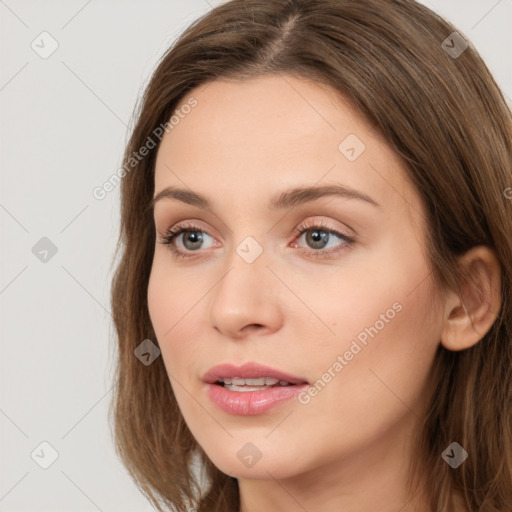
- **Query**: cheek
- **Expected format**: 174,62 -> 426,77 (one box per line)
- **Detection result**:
294,250 -> 441,447
281,240 -> 436,366
147,263 -> 221,453
148,252 -> 201,334
147,256 -> 210,377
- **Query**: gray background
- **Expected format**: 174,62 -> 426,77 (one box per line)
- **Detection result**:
1,0 -> 511,510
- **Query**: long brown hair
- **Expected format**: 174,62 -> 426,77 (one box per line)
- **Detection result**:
108,0 -> 512,510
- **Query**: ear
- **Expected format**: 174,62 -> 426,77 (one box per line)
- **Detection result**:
441,246 -> 502,351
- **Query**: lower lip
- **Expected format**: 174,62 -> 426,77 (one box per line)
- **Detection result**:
206,383 -> 308,415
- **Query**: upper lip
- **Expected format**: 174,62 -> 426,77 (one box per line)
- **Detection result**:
202,362 -> 309,385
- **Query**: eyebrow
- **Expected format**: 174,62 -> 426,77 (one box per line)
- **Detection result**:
150,184 -> 381,211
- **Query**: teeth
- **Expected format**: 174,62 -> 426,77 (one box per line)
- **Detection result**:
218,377 -> 286,386
245,378 -> 267,385
225,384 -> 273,392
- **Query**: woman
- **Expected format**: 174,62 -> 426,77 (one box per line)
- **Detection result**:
109,0 -> 512,510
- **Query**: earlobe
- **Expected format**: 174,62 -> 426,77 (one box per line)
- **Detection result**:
440,246 -> 502,352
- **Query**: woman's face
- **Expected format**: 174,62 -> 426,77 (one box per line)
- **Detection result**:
148,74 -> 443,484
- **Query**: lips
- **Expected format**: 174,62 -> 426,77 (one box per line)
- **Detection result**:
202,362 -> 309,386
202,362 -> 309,415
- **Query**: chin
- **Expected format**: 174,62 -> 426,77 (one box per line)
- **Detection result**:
203,443 -> 305,481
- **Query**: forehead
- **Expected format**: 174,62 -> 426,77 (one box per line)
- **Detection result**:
154,74 -> 421,220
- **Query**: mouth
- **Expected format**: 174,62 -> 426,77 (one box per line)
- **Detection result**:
203,364 -> 310,415
202,362 -> 309,391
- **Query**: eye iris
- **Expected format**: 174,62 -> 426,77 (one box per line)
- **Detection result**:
306,229 -> 329,249
183,231 -> 203,250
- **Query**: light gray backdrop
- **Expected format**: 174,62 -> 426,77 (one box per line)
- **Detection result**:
1,0 -> 511,510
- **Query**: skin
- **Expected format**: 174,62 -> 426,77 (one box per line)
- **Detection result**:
147,74 -> 501,512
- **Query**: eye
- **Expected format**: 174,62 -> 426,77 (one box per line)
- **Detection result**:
156,218 -> 355,260
290,219 -> 355,258
157,221 -> 216,259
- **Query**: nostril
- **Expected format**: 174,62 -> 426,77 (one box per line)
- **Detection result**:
241,324 -> 265,333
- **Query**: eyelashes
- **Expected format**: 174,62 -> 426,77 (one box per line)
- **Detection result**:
157,219 -> 355,260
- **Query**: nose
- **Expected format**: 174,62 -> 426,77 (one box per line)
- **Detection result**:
209,251 -> 284,340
